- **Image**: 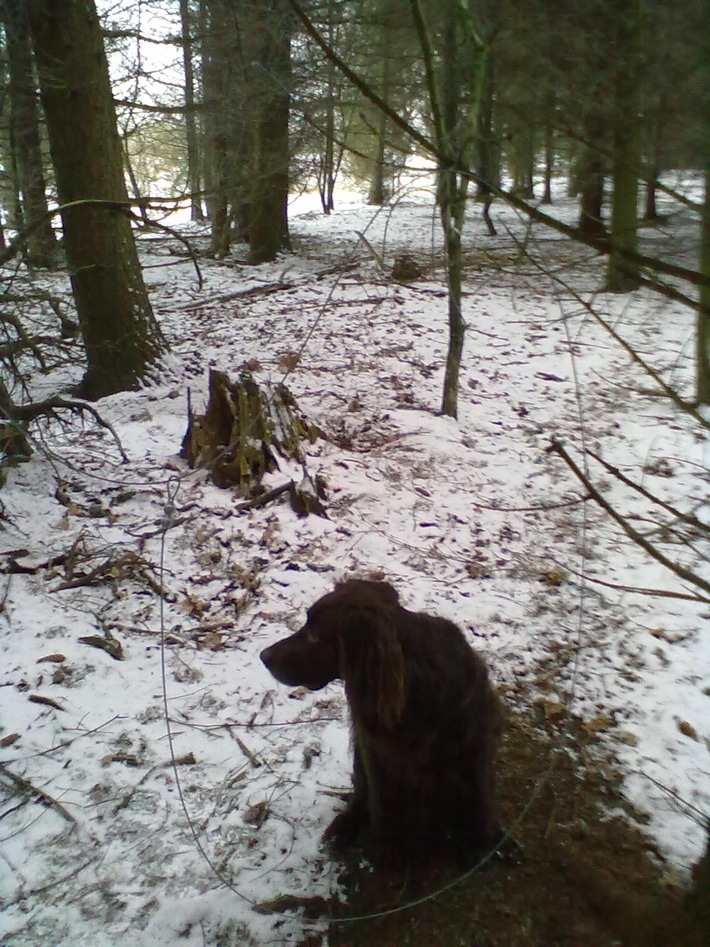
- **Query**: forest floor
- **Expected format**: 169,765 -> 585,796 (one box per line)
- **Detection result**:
327,711 -> 705,947
0,183 -> 708,946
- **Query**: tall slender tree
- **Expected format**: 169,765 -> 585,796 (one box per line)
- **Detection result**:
1,1 -> 55,266
27,0 -> 165,399
606,0 -> 641,292
700,155 -> 710,405
698,0 -> 710,405
179,0 -> 204,221
201,0 -> 234,256
412,0 -> 487,418
365,0 -> 397,205
248,0 -> 292,264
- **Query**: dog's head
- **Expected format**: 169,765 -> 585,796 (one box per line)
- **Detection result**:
260,579 -> 406,726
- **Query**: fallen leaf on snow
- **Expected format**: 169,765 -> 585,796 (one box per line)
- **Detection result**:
583,713 -> 614,736
28,694 -> 65,712
677,720 -> 698,741
244,800 -> 270,827
79,635 -> 124,660
618,731 -> 639,746
253,894 -> 329,918
533,697 -> 566,722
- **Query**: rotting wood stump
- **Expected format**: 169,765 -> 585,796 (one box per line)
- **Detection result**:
181,369 -> 326,515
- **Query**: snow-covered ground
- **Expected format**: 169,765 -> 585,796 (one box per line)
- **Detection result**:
1,186 -> 708,945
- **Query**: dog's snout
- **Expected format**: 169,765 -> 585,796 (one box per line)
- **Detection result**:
260,644 -> 275,668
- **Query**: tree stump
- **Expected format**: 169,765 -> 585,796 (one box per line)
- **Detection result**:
391,254 -> 422,282
181,370 -> 324,514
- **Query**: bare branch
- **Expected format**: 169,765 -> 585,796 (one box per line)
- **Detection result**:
586,448 -> 710,535
0,761 -> 77,824
548,439 -> 710,601
11,396 -> 129,462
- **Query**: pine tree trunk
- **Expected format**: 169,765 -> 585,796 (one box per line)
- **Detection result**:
180,0 -> 203,221
318,3 -> 340,214
476,55 -> 497,236
644,176 -> 658,221
440,168 -> 466,419
27,0 -> 165,400
202,0 -> 231,257
197,0 -> 215,222
643,109 -> 661,222
578,155 -> 606,238
411,0 -> 485,418
542,103 -> 555,205
698,125 -> 710,405
367,9 -> 394,207
438,10 -> 465,419
438,8 -> 485,418
122,131 -> 150,225
248,0 -> 291,265
2,1 -> 55,266
320,57 -> 336,214
606,0 -> 641,292
367,109 -> 388,205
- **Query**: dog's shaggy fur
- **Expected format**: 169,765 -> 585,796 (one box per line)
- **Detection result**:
260,579 -> 501,867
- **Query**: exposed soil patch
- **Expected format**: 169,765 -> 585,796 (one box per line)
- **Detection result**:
323,710 -> 703,947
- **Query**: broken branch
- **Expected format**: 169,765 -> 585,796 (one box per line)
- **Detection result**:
548,438 -> 710,601
0,761 -> 77,824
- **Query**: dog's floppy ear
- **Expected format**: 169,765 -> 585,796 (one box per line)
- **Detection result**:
339,601 -> 406,730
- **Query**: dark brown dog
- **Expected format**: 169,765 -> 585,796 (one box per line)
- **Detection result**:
260,579 -> 502,867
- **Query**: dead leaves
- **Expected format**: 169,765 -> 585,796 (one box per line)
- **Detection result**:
197,630 -> 225,651
78,634 -> 124,661
101,752 -> 140,767
677,720 -> 699,741
54,545 -> 161,596
254,894 -> 329,919
539,566 -> 566,587
533,696 -> 566,724
243,800 -> 270,827
533,697 -> 622,744
28,693 -> 65,712
582,712 -> 614,737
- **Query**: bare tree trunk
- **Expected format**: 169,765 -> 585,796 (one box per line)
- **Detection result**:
248,0 -> 291,265
476,54 -> 497,236
27,0 -> 165,400
122,130 -> 150,225
644,175 -> 658,221
197,0 -> 214,220
606,0 -> 641,292
367,108 -> 388,205
643,104 -> 661,222
439,165 -> 466,419
512,126 -> 535,200
412,0 -> 486,418
180,0 -> 204,221
577,127 -> 606,239
542,94 -> 555,205
202,0 -> 232,257
2,0 -> 55,266
319,58 -> 337,214
699,108 -> 710,404
367,6 -> 395,206
317,2 -> 342,214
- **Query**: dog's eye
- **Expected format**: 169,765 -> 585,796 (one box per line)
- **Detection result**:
304,626 -> 318,643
